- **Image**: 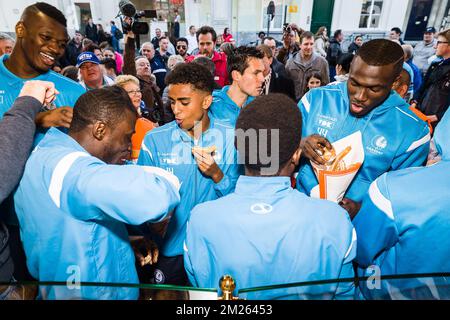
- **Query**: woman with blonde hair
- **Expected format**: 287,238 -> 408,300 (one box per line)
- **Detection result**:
115,75 -> 156,162
167,55 -> 185,71
314,26 -> 329,58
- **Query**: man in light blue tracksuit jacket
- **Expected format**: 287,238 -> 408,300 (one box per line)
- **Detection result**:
14,87 -> 180,300
0,4 -> 86,278
138,63 -> 240,285
208,46 -> 265,125
296,40 -> 430,217
353,108 -> 450,300
184,94 -> 356,300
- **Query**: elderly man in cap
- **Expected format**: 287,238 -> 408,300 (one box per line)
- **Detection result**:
77,51 -> 114,90
413,27 -> 438,76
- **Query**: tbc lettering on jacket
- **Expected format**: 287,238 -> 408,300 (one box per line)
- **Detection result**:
316,114 -> 338,138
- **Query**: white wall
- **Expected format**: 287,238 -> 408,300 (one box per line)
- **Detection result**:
0,0 -> 58,33
331,0 -> 410,34
286,0 -> 314,31
185,0 -> 213,29
0,0 -> 123,35
236,0 -> 262,32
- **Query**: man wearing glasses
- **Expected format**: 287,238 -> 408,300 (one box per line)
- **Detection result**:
412,29 -> 450,128
176,37 -> 190,61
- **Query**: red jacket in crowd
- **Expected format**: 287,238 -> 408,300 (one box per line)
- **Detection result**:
223,33 -> 234,43
186,51 -> 229,88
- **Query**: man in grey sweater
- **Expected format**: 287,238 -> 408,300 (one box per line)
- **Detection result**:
413,27 -> 437,76
0,81 -> 57,299
286,32 -> 330,101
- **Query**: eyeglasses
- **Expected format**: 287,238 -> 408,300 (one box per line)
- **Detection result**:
437,41 -> 449,45
177,45 -> 187,49
127,90 -> 142,96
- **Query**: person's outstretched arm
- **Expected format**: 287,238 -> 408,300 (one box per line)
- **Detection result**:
0,81 -> 58,202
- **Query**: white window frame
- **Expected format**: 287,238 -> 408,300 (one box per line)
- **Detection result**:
358,0 -> 384,30
261,0 -> 286,32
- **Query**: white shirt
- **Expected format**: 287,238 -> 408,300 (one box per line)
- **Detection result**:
186,33 -> 198,54
261,71 -> 272,95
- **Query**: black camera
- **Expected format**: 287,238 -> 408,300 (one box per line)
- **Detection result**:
283,23 -> 292,34
118,0 -> 156,35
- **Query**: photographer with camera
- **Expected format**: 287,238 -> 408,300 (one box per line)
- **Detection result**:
122,26 -> 168,125
277,23 -> 301,65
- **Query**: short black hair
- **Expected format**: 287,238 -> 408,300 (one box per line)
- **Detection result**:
24,2 -> 67,27
196,26 -> 217,42
100,58 -> 117,74
159,36 -> 168,43
306,72 -> 323,83
85,44 -> 100,53
192,56 -> 216,76
336,53 -> 354,73
165,63 -> 216,94
61,65 -> 79,82
176,37 -> 188,45
356,39 -> 404,78
227,46 -> 264,82
70,86 -> 137,133
235,93 -> 302,175
258,31 -> 266,37
334,29 -> 342,38
391,27 -> 402,35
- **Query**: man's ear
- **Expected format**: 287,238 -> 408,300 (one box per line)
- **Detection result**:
92,121 -> 107,141
398,84 -> 408,98
393,74 -> 402,86
15,21 -> 25,39
291,145 -> 302,166
231,69 -> 241,83
202,94 -> 213,111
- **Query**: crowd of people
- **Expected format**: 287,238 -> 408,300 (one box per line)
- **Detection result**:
0,2 -> 449,300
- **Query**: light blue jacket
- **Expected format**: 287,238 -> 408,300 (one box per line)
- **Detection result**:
353,109 -> 450,300
184,176 -> 356,300
0,55 -> 85,142
0,55 -> 86,226
14,128 -> 180,300
138,118 -> 240,257
296,81 -> 430,202
209,86 -> 254,125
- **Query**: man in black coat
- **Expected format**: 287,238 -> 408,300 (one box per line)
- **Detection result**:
60,31 -> 83,67
327,29 -> 344,80
412,29 -> 450,129
258,44 -> 296,101
85,18 -> 98,43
